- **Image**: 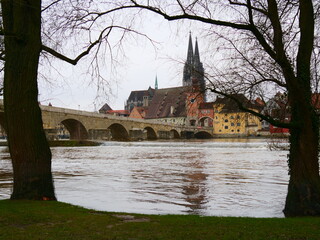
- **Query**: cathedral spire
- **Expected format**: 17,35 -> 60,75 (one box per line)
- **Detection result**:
186,32 -> 193,64
194,37 -> 200,64
183,32 -> 194,87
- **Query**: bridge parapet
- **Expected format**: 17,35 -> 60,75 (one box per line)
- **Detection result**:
0,100 -> 184,128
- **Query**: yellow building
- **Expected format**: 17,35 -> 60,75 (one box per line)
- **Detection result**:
213,95 -> 263,136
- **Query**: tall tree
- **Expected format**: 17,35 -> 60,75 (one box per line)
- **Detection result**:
1,0 -> 55,200
99,0 -> 320,216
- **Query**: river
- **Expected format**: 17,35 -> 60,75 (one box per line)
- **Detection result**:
0,138 -> 289,218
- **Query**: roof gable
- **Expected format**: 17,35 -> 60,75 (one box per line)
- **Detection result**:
145,87 -> 189,119
214,94 -> 261,112
127,88 -> 155,102
99,103 -> 112,112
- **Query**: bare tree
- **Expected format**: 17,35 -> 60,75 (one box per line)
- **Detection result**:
95,0 -> 320,217
0,0 -> 145,200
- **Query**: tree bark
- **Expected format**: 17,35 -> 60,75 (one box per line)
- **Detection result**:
284,101 -> 320,216
1,0 -> 56,200
283,0 -> 320,216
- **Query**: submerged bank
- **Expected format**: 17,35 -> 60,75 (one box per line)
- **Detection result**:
0,140 -> 102,147
48,140 -> 102,147
0,200 -> 319,240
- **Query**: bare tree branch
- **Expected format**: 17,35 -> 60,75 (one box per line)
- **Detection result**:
42,0 -> 62,12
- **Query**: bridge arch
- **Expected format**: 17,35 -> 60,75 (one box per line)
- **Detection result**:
199,117 -> 213,127
194,131 -> 213,139
144,127 -> 157,140
61,119 -> 89,140
170,129 -> 180,139
108,123 -> 129,141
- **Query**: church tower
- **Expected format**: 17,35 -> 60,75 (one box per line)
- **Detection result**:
182,33 -> 206,100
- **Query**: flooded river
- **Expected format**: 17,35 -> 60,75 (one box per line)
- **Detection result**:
0,139 -> 289,217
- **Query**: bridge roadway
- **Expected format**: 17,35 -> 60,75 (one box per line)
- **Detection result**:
0,100 -> 213,141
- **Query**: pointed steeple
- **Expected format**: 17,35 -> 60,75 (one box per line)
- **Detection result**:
183,32 -> 194,87
194,37 -> 200,64
186,32 -> 193,64
155,75 -> 158,89
193,37 -> 206,101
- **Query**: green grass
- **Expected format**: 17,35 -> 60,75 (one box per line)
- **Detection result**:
1,200 -> 320,240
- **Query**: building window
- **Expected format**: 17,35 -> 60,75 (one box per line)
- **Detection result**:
225,126 -> 228,129
231,123 -> 235,126
190,120 -> 196,126
237,123 -> 241,126
224,119 -> 228,123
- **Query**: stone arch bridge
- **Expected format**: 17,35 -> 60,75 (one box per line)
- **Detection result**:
0,102 -> 213,141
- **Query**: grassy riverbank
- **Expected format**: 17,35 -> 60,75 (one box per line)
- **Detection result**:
1,200 -> 319,240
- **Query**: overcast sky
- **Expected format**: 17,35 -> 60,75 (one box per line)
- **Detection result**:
38,14 -> 204,112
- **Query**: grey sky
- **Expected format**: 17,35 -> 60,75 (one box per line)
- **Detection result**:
38,14 -> 202,111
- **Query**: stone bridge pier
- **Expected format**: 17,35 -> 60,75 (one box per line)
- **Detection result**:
87,126 -> 180,141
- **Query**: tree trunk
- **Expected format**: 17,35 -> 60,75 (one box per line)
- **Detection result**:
1,0 -> 56,200
283,0 -> 320,216
283,98 -> 320,216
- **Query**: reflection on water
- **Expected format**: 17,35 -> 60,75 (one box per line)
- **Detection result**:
0,148 -> 13,199
0,139 -> 288,217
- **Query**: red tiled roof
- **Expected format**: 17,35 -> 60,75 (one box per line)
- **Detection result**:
145,87 -> 190,119
135,107 -> 148,114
